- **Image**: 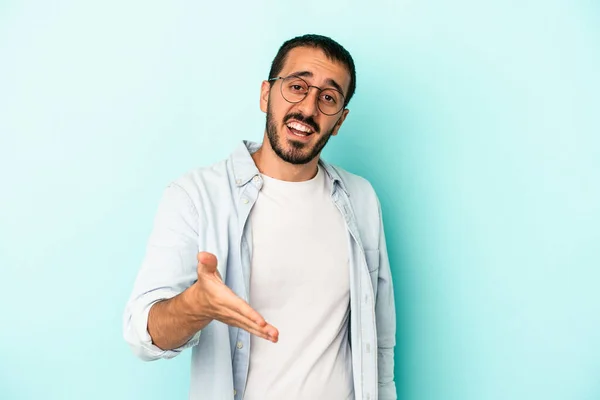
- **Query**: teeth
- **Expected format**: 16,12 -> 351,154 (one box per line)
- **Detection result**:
287,121 -> 312,133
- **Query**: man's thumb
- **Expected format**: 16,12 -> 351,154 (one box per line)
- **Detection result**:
197,251 -> 218,273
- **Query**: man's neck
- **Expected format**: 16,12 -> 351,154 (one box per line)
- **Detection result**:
251,135 -> 319,182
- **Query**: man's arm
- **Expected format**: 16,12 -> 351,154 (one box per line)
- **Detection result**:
123,183 -> 277,361
375,196 -> 397,399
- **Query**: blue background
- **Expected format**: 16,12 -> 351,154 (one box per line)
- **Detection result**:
1,1 -> 599,399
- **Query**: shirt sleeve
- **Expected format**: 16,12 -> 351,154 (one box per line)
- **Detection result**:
375,195 -> 398,399
123,182 -> 202,361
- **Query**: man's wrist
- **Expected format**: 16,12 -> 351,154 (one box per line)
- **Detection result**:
181,283 -> 211,326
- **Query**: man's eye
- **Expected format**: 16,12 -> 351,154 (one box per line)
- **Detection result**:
291,85 -> 304,91
322,94 -> 337,104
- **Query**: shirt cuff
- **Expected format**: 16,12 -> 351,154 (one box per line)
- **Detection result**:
125,289 -> 202,361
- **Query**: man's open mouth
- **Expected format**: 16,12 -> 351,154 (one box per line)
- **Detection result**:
286,120 -> 315,137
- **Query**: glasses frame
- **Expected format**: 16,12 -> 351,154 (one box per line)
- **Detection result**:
268,75 -> 346,116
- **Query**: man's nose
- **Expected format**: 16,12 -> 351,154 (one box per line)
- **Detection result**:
295,88 -> 320,117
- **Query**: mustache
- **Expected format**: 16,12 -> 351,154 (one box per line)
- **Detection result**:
284,113 -> 320,134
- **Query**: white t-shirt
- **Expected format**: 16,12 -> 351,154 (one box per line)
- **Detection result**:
244,165 -> 354,400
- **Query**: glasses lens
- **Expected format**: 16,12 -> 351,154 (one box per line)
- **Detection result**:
280,76 -> 345,115
318,89 -> 344,115
281,76 -> 308,103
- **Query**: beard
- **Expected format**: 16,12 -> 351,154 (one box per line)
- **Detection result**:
265,101 -> 334,165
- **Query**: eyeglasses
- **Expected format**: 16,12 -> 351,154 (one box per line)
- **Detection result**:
268,75 -> 346,116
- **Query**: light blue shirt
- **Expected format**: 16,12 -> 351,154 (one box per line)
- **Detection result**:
123,141 -> 397,400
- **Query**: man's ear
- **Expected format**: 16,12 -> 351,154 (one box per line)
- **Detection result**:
331,108 -> 350,136
260,80 -> 271,113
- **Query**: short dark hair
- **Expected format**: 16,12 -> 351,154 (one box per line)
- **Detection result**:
268,34 -> 356,107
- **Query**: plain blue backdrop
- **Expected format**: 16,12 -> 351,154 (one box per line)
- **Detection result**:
1,1 -> 599,399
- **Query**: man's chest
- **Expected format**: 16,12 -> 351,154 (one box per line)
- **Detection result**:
248,190 -> 350,304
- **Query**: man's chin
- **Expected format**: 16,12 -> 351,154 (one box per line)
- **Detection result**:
276,142 -> 315,165
265,122 -> 323,165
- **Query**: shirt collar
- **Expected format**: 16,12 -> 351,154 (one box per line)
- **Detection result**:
230,140 -> 349,197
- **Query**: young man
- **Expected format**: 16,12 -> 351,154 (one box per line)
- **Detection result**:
123,34 -> 396,400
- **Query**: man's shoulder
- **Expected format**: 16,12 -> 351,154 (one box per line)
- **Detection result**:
171,141 -> 257,192
323,162 -> 378,199
170,158 -> 232,195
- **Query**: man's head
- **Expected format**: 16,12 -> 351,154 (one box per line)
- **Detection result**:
260,34 -> 356,165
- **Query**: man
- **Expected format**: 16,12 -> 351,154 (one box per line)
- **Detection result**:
123,34 -> 396,400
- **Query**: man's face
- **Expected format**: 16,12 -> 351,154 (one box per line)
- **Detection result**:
260,47 -> 351,165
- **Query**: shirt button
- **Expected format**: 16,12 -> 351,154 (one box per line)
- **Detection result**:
252,176 -> 260,183
366,343 -> 371,353
234,389 -> 237,396
236,341 -> 243,349
242,198 -> 249,204
236,179 -> 242,185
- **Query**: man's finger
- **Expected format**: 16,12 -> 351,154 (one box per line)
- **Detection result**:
197,252 -> 218,273
225,300 -> 279,340
215,290 -> 279,341
210,283 -> 265,326
245,325 -> 279,343
228,297 -> 267,327
225,312 -> 279,343
234,311 -> 279,341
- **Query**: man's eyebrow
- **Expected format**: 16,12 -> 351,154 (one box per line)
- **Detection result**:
288,70 -> 345,95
